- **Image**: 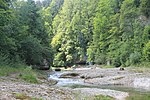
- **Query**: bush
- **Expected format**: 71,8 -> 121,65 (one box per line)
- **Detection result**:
20,36 -> 43,65
94,53 -> 106,64
87,47 -> 95,62
0,65 -> 25,76
19,73 -> 38,83
19,67 -> 39,83
140,0 -> 150,17
129,52 -> 141,65
139,62 -> 150,67
112,57 -> 121,67
143,41 -> 150,61
53,52 -> 65,66
0,53 -> 11,65
143,25 -> 150,43
20,36 -> 53,68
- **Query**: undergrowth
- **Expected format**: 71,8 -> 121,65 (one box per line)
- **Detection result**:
0,64 -> 39,83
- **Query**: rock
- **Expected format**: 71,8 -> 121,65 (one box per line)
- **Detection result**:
133,78 -> 150,90
119,67 -> 125,71
80,75 -> 85,79
0,93 -> 15,100
0,80 -> 74,100
60,73 -> 79,78
47,78 -> 58,85
74,88 -> 129,100
55,68 -> 61,71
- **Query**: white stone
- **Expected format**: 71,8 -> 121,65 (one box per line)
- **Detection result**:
134,78 -> 150,90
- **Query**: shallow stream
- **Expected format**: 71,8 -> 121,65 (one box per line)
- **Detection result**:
49,71 -> 150,100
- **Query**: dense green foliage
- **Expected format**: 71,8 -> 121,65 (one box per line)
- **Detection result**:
0,0 -> 53,68
0,0 -> 150,68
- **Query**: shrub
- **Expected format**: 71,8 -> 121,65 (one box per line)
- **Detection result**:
143,41 -> 150,61
19,67 -> 39,83
19,73 -> 38,83
20,36 -> 53,68
140,0 -> 150,17
112,57 -> 121,67
94,53 -> 106,65
0,53 -> 10,65
129,52 -> 141,65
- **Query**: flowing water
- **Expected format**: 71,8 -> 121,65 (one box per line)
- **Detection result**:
49,72 -> 85,86
49,71 -> 150,100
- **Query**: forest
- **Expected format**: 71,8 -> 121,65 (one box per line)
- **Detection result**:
0,0 -> 150,69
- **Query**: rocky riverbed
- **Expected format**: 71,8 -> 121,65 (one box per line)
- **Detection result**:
62,67 -> 150,91
0,77 -> 75,100
0,67 -> 150,100
0,79 -> 129,100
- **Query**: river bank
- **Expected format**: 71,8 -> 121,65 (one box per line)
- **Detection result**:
0,80 -> 74,100
0,66 -> 73,100
0,77 -> 128,100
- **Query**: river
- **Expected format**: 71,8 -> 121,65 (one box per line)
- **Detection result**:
49,70 -> 150,100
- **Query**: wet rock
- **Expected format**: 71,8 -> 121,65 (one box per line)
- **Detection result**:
48,78 -> 58,85
55,68 -> 61,71
60,73 -> 79,78
120,67 -> 125,71
80,75 -> 85,79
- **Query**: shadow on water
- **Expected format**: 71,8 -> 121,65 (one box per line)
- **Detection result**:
49,72 -> 150,100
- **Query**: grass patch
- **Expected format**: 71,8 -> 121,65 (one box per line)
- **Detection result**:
94,95 -> 114,100
0,65 -> 25,76
74,92 -> 114,100
14,93 -> 42,100
137,62 -> 150,68
129,67 -> 150,73
14,93 -> 32,99
126,93 -> 150,100
18,67 -> 39,83
98,65 -> 114,68
19,73 -> 38,83
129,62 -> 150,68
0,65 -> 40,83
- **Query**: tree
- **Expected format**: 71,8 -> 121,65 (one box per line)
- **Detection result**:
51,0 -> 98,66
12,0 -> 53,68
0,0 -> 19,64
90,0 -> 115,64
140,0 -> 150,17
118,0 -> 139,66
